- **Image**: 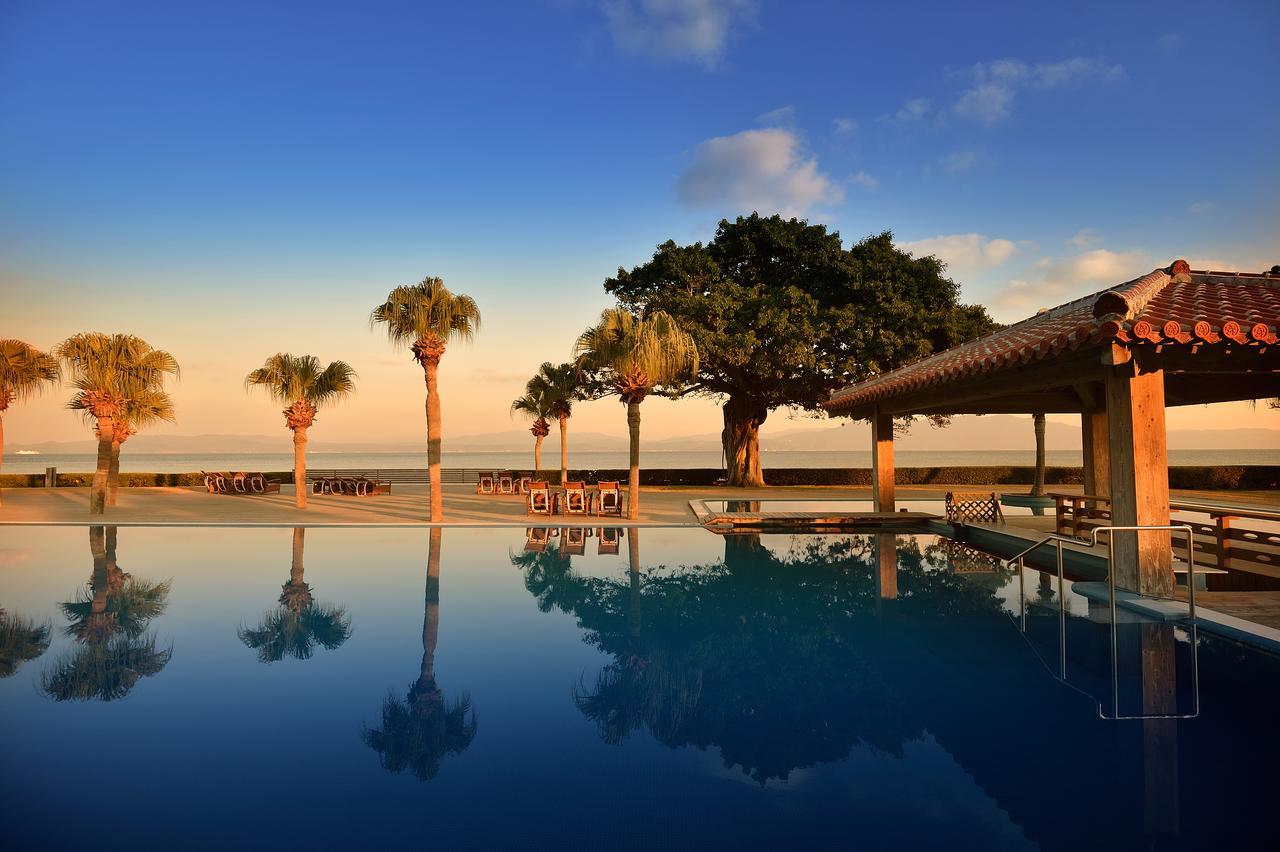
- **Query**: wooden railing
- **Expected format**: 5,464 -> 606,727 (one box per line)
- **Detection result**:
1051,492 -> 1280,575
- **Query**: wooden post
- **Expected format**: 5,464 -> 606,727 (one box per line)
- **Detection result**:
1215,514 -> 1232,571
1105,356 -> 1172,597
872,408 -> 895,513
1080,409 -> 1109,500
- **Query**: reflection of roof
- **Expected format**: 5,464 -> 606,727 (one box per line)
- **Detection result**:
822,262 -> 1280,413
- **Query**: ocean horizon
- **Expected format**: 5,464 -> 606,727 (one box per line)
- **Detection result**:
3,448 -> 1276,475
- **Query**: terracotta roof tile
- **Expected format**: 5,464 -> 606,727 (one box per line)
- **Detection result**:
823,265 -> 1280,412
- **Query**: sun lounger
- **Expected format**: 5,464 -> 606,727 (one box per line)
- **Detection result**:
526,481 -> 553,515
561,527 -> 591,556
524,527 -> 553,552
562,481 -> 589,515
498,471 -> 515,494
476,471 -> 496,494
596,481 -> 623,517
597,527 -> 623,555
516,473 -> 535,494
202,471 -> 226,493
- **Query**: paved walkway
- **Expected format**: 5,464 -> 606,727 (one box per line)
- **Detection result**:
1,483 -> 1275,526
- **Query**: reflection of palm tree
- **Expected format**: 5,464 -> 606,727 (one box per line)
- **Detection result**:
0,608 -> 51,677
41,526 -> 171,701
239,528 -> 352,663
364,528 -> 476,780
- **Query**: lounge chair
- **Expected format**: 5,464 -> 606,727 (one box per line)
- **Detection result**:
945,491 -> 1005,525
561,527 -> 591,556
526,481 -> 553,515
476,471 -> 496,494
498,471 -> 515,495
249,473 -> 282,494
597,527 -> 623,555
516,473 -> 535,494
563,481 -> 589,515
230,472 -> 251,494
596,481 -> 623,517
524,527 -> 552,552
202,471 -> 226,494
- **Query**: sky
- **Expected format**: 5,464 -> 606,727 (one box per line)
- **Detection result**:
2,0 -> 1278,447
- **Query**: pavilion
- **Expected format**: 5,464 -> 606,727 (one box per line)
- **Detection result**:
822,261 -> 1280,597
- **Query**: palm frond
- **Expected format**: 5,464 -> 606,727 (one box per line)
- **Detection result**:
0,339 -> 60,404
370,277 -> 482,346
574,308 -> 698,398
245,353 -> 357,408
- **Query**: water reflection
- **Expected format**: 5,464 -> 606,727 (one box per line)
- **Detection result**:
363,527 -> 477,781
516,531 -> 1009,783
239,528 -> 352,663
0,608 -> 50,678
42,526 -> 171,701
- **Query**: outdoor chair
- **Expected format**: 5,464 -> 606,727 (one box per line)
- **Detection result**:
526,481 -> 553,515
596,481 -> 623,517
498,471 -> 515,494
249,473 -> 281,494
597,527 -> 623,555
476,471 -> 496,494
516,473 -> 534,494
561,527 -> 591,556
563,481 -> 589,515
524,527 -> 552,552
202,471 -> 226,494
945,491 -> 1005,525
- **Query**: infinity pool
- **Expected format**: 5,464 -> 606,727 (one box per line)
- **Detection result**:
1,525 -> 1276,850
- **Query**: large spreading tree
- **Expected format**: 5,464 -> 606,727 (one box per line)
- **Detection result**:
604,214 -> 996,486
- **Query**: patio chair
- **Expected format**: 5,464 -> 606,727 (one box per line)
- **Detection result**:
202,471 -> 226,494
498,471 -> 515,494
596,481 -> 624,517
561,527 -> 591,556
249,473 -> 282,494
476,471 -> 496,494
526,481 -> 553,515
516,473 -> 535,494
563,481 -> 589,515
524,527 -> 552,552
945,491 -> 1005,525
597,527 -> 623,555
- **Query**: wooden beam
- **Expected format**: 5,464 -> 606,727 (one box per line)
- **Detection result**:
1105,361 -> 1171,596
910,392 -> 1086,415
872,407 -> 895,513
1081,408 -> 1109,500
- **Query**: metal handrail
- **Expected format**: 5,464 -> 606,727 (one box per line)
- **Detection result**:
1004,522 -> 1200,720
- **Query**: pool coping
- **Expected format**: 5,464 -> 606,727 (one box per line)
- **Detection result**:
690,497 -> 941,530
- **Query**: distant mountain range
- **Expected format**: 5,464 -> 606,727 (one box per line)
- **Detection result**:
12,416 -> 1280,454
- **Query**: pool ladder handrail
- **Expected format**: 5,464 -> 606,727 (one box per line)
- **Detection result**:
1003,523 -> 1200,721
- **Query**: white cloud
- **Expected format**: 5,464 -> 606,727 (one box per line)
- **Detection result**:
990,247 -> 1147,315
882,97 -> 931,122
757,104 -> 795,126
849,170 -> 878,190
833,116 -> 857,136
898,233 -> 1018,276
602,0 -> 755,67
951,56 -> 1124,124
676,128 -> 842,215
941,149 -> 977,172
1068,229 -> 1102,249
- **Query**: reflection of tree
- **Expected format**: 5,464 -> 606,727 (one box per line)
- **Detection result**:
239,528 -> 352,663
364,528 -> 476,781
0,608 -> 51,678
42,526 -> 171,701
515,532 -> 1006,783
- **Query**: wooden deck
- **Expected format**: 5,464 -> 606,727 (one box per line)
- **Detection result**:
1174,589 -> 1280,630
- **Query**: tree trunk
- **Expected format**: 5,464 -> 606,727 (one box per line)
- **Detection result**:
1031,413 -> 1047,497
90,416 -> 113,515
291,527 -> 305,585
559,414 -> 568,486
722,395 -> 767,488
293,425 -> 308,509
422,527 -> 441,685
627,400 -> 641,520
0,411 -> 5,508
107,440 -> 122,508
89,525 -> 108,615
533,434 -> 543,474
425,364 -> 444,523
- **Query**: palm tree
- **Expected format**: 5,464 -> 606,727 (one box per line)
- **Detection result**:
363,528 -> 476,780
574,309 -> 698,520
371,277 -> 481,522
0,608 -> 51,678
510,390 -> 551,475
0,339 -> 60,507
527,361 -> 589,486
72,387 -> 176,508
56,334 -> 178,515
238,527 -> 352,662
245,354 -> 356,510
42,526 -> 172,701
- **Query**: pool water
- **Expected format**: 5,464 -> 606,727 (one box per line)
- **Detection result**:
1,525 -> 1277,851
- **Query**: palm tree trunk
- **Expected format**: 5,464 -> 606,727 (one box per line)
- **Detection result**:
0,411 -> 6,508
422,527 -> 442,685
107,440 -> 122,508
533,434 -> 543,474
90,416 -> 113,515
293,425 -> 308,509
89,525 -> 108,614
1031,413 -> 1047,497
291,527 -> 305,585
626,399 -> 641,521
425,363 -> 444,523
559,414 -> 568,486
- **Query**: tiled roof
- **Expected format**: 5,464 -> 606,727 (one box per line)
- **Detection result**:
822,262 -> 1280,412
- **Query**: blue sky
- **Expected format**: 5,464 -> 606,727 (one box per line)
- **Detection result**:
2,0 -> 1278,444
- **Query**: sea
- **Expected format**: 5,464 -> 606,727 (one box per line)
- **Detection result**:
3,448 -> 1276,475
